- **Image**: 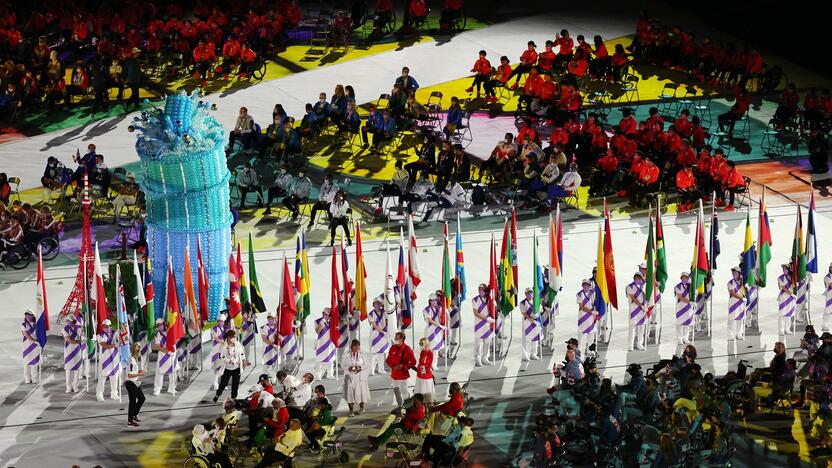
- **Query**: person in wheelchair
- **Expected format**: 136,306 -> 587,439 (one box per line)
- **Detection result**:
190,424 -> 232,468
368,393 -> 427,449
370,0 -> 394,39
238,43 -> 258,79
400,0 -> 427,35
439,0 -> 463,33
421,416 -> 474,467
192,39 -> 217,88
330,11 -> 353,48
305,397 -> 336,451
254,419 -> 303,468
0,211 -> 24,254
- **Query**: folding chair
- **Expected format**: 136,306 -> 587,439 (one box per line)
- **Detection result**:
7,177 -> 21,203
761,119 -> 799,158
452,110 -> 473,148
676,87 -> 697,113
692,94 -> 713,128
735,176 -> 752,208
376,93 -> 391,110
657,83 -> 679,117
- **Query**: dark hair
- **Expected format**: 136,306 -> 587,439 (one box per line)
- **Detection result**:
478,49 -> 486,55
225,329 -> 236,339
277,370 -> 287,380
314,384 -> 326,394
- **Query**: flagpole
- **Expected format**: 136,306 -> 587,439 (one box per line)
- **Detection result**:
708,193 -> 715,337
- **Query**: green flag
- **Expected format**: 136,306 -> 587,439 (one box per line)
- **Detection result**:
533,235 -> 542,315
248,233 -> 266,313
498,222 -> 516,315
656,207 -> 668,293
645,214 -> 657,309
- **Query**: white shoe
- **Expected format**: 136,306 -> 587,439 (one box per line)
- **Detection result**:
481,358 -> 492,366
111,394 -> 120,401
65,388 -> 72,394
153,390 -> 161,396
627,347 -> 634,351
531,355 -> 540,361
637,345 -> 646,350
522,355 -> 530,362
677,338 -> 684,345
74,387 -> 81,393
96,394 -> 105,402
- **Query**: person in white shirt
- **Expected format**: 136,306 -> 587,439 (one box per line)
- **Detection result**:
126,343 -> 147,428
229,106 -> 255,151
423,177 -> 465,222
236,162 -> 262,209
309,174 -> 339,227
401,174 -> 435,214
286,373 -> 314,420
546,162 -> 581,207
372,160 -> 409,207
342,339 -> 371,415
328,191 -> 351,246
212,330 -> 249,402
254,419 -> 304,468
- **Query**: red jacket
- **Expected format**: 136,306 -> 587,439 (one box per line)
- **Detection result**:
539,81 -> 556,101
386,343 -> 416,380
519,48 -> 538,66
638,162 -> 659,184
433,392 -> 464,416
265,406 -> 290,440
619,116 -> 636,135
538,49 -> 555,70
495,64 -> 512,83
554,36 -> 573,56
240,48 -> 256,63
417,349 -> 433,379
472,57 -> 491,76
402,403 -> 426,432
598,153 -> 618,173
223,39 -> 241,58
676,169 -> 696,191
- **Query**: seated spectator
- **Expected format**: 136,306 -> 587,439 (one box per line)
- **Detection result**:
566,48 -> 589,84
361,105 -> 383,148
219,36 -> 242,79
282,170 -> 312,220
41,157 -> 66,203
114,173 -> 140,221
618,108 -> 637,135
66,62 -> 90,105
590,149 -> 619,197
285,373 -> 314,421
508,41 -> 538,89
330,85 -> 349,125
368,393 -> 426,449
774,83 -> 800,128
309,174 -> 339,227
554,29 -> 575,69
610,44 -> 629,80
264,165 -> 295,215
466,50 -> 492,98
44,77 -> 66,111
299,103 -> 319,141
338,102 -> 362,133
389,84 -> 408,123
480,133 -> 518,183
517,67 -> 542,111
538,41 -> 556,73
439,0 -> 463,33
281,122 -> 303,170
422,417 -> 475,467
394,66 -> 420,94
371,0 -> 395,39
516,118 -> 539,145
528,156 -> 560,202
328,191 -> 351,246
401,0 -> 427,33
370,110 -> 396,151
191,424 -> 232,468
484,56 -> 512,103
228,107 -> 256,151
402,93 -> 429,131
312,92 -> 332,123
423,177 -> 465,222
405,135 -> 437,180
630,156 -> 660,207
450,144 -> 472,183
545,162 -> 581,207
674,109 -> 693,139
261,114 -> 287,158
675,165 -> 699,212
0,82 -> 20,118
720,160 -> 746,211
193,39 -> 217,87
717,87 -> 751,138
254,419 -> 303,468
519,154 -> 541,191
401,174 -> 435,214
263,398 -> 290,442
236,162 -> 262,209
371,160 -> 409,207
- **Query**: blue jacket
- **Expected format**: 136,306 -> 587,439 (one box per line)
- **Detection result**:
284,129 -> 301,152
344,111 -> 361,132
395,75 -> 420,93
447,107 -> 463,127
380,117 -> 396,134
312,101 -> 331,118
330,95 -> 348,114
366,112 -> 383,131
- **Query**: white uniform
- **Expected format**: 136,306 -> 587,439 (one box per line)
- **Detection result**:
576,289 -> 596,356
368,305 -> 390,375
342,351 -> 370,404
62,320 -> 85,392
520,297 -> 541,360
96,330 -> 121,400
626,281 -> 646,350
21,319 -> 41,384
796,277 -> 809,323
727,278 -> 745,340
823,272 -> 832,332
240,311 -> 257,361
315,315 -> 336,379
210,323 -> 227,389
153,329 -> 176,395
471,295 -> 494,365
777,274 -> 796,335
674,281 -> 693,344
261,322 -> 279,375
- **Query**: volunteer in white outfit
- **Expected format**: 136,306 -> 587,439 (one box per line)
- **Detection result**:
727,267 -> 746,341
210,314 -> 229,390
471,284 -> 495,367
62,315 -> 85,393
153,318 -> 176,396
777,264 -> 796,335
96,319 -> 122,401
674,272 -> 693,345
368,297 -> 390,375
21,310 -> 40,384
519,288 -> 541,361
824,263 -> 832,332
626,272 -> 647,351
342,339 -> 370,415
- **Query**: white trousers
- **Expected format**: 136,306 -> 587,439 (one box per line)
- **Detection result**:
154,368 -> 176,394
97,373 -> 119,398
822,312 -> 832,332
66,369 -> 80,391
522,333 -> 539,359
315,360 -> 336,380
369,353 -> 387,375
627,324 -> 645,349
729,319 -> 744,340
577,332 -> 593,357
392,379 -> 410,407
449,327 -> 459,345
475,338 -> 493,360
676,324 -> 690,343
779,315 -> 794,335
23,364 -> 38,383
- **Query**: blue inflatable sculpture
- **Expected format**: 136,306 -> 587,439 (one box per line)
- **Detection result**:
132,90 -> 231,321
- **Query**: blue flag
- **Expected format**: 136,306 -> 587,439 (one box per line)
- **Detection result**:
710,210 -> 721,270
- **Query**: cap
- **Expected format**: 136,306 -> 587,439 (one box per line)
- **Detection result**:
102,319 -> 112,326
633,271 -> 644,278
24,309 -> 34,315
680,271 -> 689,278
218,313 -> 228,321
781,263 -> 791,268
528,40 -> 537,47
373,297 -> 383,305
155,318 -> 164,325
525,287 -> 533,294
581,278 -> 592,285
429,293 -> 438,301
565,337 -> 579,345
126,172 -> 135,180
638,263 -> 647,270
731,266 -> 741,273
266,312 -> 276,318
258,373 -> 271,382
822,332 -> 832,340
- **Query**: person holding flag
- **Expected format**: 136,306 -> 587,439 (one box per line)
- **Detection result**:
96,319 -> 122,401
152,318 -> 176,395
741,210 -> 758,330
423,294 -> 445,369
182,247 -> 202,373
472,283 -> 495,367
576,279 -> 597,355
451,215 -> 467,347
727,267 -> 746,341
210,314 -> 230,390
278,256 -> 299,365
674,272 -> 693,345
519,287 -> 542,361
261,312 -> 280,376
823,263 -> 832,332
240,305 -> 257,363
778,264 -> 796,335
368,297 -> 390,375
543,210 -> 563,349
626,272 -> 647,351
793,207 -> 809,324
695,273 -> 713,333
21,310 -> 41,384
314,308 -> 337,380
63,315 -> 85,392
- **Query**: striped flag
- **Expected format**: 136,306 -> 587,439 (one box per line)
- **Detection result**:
792,205 -> 807,292
656,205 -> 668,293
144,257 -> 155,336
499,220 -> 517,315
294,232 -> 311,321
547,212 -> 563,304
384,244 -> 395,314
510,208 -> 519,286
247,234 -> 266,313
757,189 -> 773,287
489,233 -> 498,327
228,254 -> 242,326
690,201 -> 710,299
455,214 -> 467,301
806,190 -> 818,274
533,233 -> 544,316
34,247 -> 49,348
115,264 -> 130,365
340,240 -> 353,321
603,199 -> 618,309
236,244 -> 251,322
741,209 -> 758,289
396,232 -> 413,329
354,223 -> 368,320
644,211 -> 657,313
594,224 -> 608,317
92,243 -> 109,333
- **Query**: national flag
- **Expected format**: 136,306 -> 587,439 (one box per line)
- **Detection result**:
115,264 -> 130,365
132,251 -> 146,342
228,254 -> 242,324
384,244 -> 396,314
555,203 -> 564,270
294,232 -> 311,321
92,243 -> 109,333
329,246 -> 340,345
183,245 -> 199,336
547,212 -> 563,305
441,223 -> 452,326
340,240 -> 353,321
488,233 -> 498,327
498,220 -> 517,315
757,189 -> 773,287
791,205 -> 807,292
34,246 -> 49,348
83,271 -> 95,357
742,209 -> 757,289
603,199 -> 618,309
354,223 -> 368,320
533,233 -> 544,316
396,232 -> 413,328
594,224 -> 608,317
644,212 -> 657,314
807,190 -> 818,274
690,201 -> 710,299
165,261 -> 185,353
196,240 -> 209,322
236,244 -> 251,319
455,214 -> 467,301
656,205 -> 668,293
279,257 -> 297,337
144,257 -> 156,336
247,233 -> 266,314
510,208 -> 519,286
407,215 -> 422,291
710,208 -> 721,270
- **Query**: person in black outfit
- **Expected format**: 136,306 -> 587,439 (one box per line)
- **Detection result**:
125,343 -> 146,427
90,59 -> 109,114
808,130 -> 829,174
404,134 -> 436,180
123,48 -> 143,111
